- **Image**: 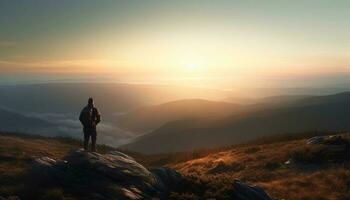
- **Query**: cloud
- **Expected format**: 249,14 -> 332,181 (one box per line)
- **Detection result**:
0,59 -> 131,74
22,111 -> 134,146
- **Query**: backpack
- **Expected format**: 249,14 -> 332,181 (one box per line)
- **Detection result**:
80,107 -> 93,127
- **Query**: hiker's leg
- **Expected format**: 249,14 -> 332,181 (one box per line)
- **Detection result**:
83,128 -> 90,151
91,129 -> 97,152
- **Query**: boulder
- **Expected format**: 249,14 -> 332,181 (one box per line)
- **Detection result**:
307,135 -> 348,146
30,149 -> 182,200
288,135 -> 350,165
232,180 -> 273,200
324,135 -> 347,145
63,149 -> 156,185
151,167 -> 182,190
307,136 -> 324,145
29,150 -> 276,200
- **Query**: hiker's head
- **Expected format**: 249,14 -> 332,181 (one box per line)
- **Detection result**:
88,97 -> 94,106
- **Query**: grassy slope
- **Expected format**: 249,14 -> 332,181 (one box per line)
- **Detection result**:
0,132 -> 119,199
168,133 -> 350,200
0,133 -> 81,197
1,132 -> 349,200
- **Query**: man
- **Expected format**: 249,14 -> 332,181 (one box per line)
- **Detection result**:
79,97 -> 101,152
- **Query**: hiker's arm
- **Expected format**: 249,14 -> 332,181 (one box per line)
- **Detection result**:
79,109 -> 83,124
96,109 -> 101,125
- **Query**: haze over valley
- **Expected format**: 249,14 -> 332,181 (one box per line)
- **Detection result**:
1,82 -> 350,152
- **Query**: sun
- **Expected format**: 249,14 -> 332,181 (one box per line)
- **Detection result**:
187,63 -> 199,70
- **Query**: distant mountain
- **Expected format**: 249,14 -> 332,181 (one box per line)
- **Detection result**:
0,107 -> 54,134
116,99 -> 241,134
122,92 -> 350,154
0,83 -> 232,115
257,95 -> 312,105
0,82 -> 233,141
233,87 -> 349,99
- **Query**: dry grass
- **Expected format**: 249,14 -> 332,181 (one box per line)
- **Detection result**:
0,133 -> 80,198
0,132 -> 349,199
168,134 -> 350,200
0,135 -> 77,159
0,132 -> 117,199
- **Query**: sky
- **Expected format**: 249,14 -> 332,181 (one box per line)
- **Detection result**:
0,0 -> 350,88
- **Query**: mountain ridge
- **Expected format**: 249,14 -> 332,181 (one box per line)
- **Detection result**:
116,98 -> 241,133
122,92 -> 350,154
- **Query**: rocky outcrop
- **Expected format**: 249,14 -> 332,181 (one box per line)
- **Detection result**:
287,135 -> 350,167
307,135 -> 347,146
306,136 -> 325,145
232,180 -> 273,200
306,135 -> 349,157
31,149 -> 181,200
30,149 -> 275,200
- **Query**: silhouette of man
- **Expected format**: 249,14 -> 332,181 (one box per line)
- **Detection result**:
79,97 -> 101,152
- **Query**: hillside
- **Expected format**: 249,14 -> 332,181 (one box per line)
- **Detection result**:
0,108 -> 55,134
1,132 -> 349,200
0,132 -> 274,200
167,132 -> 350,200
122,92 -> 350,154
0,132 -> 142,199
116,99 -> 241,133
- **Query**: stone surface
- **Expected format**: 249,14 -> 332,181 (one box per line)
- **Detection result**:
232,180 -> 273,200
307,136 -> 325,145
151,167 -> 182,190
307,135 -> 347,146
31,149 -> 275,200
31,149 -> 182,200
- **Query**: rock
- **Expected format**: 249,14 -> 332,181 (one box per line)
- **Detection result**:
63,149 -> 156,184
289,135 -> 350,165
232,180 -> 273,200
307,136 -> 324,145
109,151 -> 136,161
30,149 -> 182,200
324,135 -> 347,145
284,158 -> 295,166
307,135 -> 348,146
307,135 -> 349,155
34,156 -> 57,166
151,167 -> 182,190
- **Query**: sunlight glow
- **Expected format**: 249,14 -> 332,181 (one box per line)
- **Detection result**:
187,63 -> 199,71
